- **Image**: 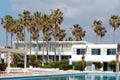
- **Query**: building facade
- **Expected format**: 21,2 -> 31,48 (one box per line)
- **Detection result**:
70,43 -> 118,71
14,41 -> 89,61
14,41 -> 119,71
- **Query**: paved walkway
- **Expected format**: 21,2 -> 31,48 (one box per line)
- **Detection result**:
0,68 -> 81,78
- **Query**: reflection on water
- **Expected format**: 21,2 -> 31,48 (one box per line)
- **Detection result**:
41,74 -> 120,80
1,73 -> 120,80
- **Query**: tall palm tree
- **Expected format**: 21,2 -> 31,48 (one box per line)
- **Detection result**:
41,14 -> 53,65
93,20 -> 107,43
43,32 -> 51,63
99,27 -> 107,43
1,15 -> 14,48
52,27 -> 66,61
51,9 -> 64,61
72,24 -> 86,41
33,11 -> 43,61
19,10 -> 33,62
14,19 -> 24,42
109,15 -> 120,43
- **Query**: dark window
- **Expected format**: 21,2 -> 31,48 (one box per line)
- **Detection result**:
92,49 -> 100,55
77,49 -> 85,55
107,49 -> 116,55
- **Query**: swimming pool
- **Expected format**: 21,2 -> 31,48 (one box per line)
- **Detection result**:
1,73 -> 120,80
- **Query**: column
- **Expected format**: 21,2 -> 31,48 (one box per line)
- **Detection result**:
7,52 -> 10,74
24,53 -> 27,72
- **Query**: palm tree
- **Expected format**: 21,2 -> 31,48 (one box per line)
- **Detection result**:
72,24 -> 86,41
1,15 -> 14,48
51,9 -> 64,61
109,15 -> 120,43
99,27 -> 107,43
52,27 -> 66,61
93,20 -> 107,43
41,14 -> 53,65
43,32 -> 51,63
19,10 -> 33,62
14,19 -> 24,43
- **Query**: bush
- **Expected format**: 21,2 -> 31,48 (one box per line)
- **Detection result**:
50,60 -> 69,68
93,62 -> 103,70
0,63 -> 7,71
43,63 -> 51,68
10,62 -> 17,67
59,60 -> 69,65
50,61 -> 60,68
16,62 -> 30,68
30,55 -> 36,62
97,62 -> 103,69
30,61 -> 42,67
17,62 -> 24,68
75,60 -> 86,71
108,60 -> 116,72
59,64 -> 72,70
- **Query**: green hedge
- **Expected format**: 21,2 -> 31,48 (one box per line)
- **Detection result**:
93,62 -> 103,70
30,55 -> 36,62
108,60 -> 116,72
59,64 -> 72,70
74,60 -> 86,71
50,60 -> 69,68
30,61 -> 42,67
17,62 -> 30,68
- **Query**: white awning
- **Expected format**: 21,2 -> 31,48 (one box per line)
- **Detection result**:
0,48 -> 26,54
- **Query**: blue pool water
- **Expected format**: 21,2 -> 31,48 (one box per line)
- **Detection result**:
1,73 -> 120,80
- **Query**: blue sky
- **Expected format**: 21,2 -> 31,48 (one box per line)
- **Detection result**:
0,0 -> 120,47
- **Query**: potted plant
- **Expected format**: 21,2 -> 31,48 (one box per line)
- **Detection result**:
0,63 -> 7,71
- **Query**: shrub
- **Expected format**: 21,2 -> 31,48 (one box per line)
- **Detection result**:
0,63 -> 7,71
50,60 -> 69,68
10,62 -> 17,67
97,62 -> 103,69
43,63 -> 51,68
16,62 -> 30,68
50,61 -> 60,68
108,60 -> 116,72
30,55 -> 36,62
30,61 -> 42,67
59,60 -> 69,65
93,62 -> 103,70
75,60 -> 86,71
17,62 -> 24,68
59,64 -> 72,70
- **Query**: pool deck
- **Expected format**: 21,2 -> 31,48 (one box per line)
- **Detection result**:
0,68 -> 120,78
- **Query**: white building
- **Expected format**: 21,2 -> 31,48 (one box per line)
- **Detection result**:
14,41 -> 89,61
70,43 -> 118,71
13,41 -> 119,71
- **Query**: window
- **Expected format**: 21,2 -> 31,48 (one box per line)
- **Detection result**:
92,49 -> 100,55
107,49 -> 116,55
77,49 -> 85,55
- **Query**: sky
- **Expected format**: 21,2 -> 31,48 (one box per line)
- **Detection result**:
0,0 -> 120,47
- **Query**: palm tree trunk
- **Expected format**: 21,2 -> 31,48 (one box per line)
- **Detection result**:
29,36 -> 32,62
10,33 -> 13,48
6,30 -> 8,48
42,40 -> 45,66
46,41 -> 49,63
113,30 -> 115,44
36,38 -> 39,61
16,39 -> 18,49
54,40 -> 57,61
96,34 -> 98,44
